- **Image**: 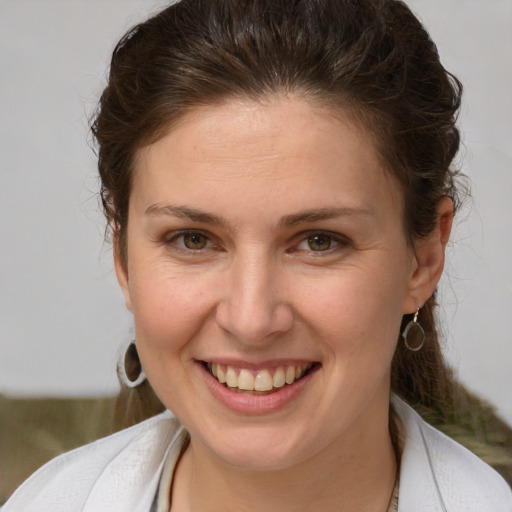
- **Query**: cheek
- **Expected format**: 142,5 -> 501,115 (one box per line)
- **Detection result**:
128,264 -> 216,359
295,269 -> 405,359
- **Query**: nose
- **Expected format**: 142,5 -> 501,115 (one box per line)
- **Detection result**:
215,254 -> 294,345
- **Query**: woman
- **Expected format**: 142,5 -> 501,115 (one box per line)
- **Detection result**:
4,0 -> 511,510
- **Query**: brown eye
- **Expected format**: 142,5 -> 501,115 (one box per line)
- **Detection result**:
307,234 -> 332,251
182,232 -> 208,250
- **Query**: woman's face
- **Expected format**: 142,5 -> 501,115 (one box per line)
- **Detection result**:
117,97 -> 422,470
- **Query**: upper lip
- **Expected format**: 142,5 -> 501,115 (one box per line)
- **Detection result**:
198,358 -> 319,369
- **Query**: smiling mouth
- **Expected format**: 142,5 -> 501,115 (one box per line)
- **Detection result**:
204,362 -> 317,395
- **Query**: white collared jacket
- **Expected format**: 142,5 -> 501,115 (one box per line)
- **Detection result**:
4,396 -> 511,511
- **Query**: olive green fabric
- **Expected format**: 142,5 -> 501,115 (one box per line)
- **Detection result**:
0,395 -> 117,504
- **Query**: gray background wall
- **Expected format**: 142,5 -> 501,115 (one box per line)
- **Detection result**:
1,0 -> 511,425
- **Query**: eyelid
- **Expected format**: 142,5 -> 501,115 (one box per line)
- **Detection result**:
293,230 -> 350,252
159,228 -> 349,254
163,229 -> 216,250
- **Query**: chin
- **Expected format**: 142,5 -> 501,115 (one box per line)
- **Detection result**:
192,418 -> 324,472
213,441 -> 304,472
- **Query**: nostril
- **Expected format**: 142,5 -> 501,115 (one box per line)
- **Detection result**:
215,299 -> 294,345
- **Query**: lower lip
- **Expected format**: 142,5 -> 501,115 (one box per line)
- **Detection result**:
198,362 -> 319,414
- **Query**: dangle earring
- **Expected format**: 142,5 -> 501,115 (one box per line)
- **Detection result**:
118,340 -> 147,388
402,308 -> 425,352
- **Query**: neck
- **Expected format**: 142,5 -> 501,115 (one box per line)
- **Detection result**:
171,407 -> 398,512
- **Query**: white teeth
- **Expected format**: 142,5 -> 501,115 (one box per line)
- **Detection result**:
217,365 -> 226,383
238,369 -> 255,391
226,367 -> 238,388
210,362 -> 313,391
254,369 -> 273,391
273,367 -> 286,388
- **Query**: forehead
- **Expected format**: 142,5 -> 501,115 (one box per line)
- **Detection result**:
133,96 -> 403,220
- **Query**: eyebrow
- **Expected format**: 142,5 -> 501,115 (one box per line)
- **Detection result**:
278,207 -> 374,228
145,204 -> 229,226
145,204 -> 373,228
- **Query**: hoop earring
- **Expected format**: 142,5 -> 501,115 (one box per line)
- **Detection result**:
118,340 -> 146,388
402,309 -> 425,352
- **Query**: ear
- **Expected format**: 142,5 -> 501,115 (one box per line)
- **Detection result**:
403,197 -> 454,313
113,233 -> 133,312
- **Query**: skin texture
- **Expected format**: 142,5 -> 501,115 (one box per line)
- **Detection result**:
115,97 -> 453,511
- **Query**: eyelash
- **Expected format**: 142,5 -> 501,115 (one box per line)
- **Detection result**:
293,231 -> 349,254
162,229 -> 349,256
163,230 -> 215,252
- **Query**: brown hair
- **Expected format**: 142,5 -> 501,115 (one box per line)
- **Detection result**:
92,0 -> 464,429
